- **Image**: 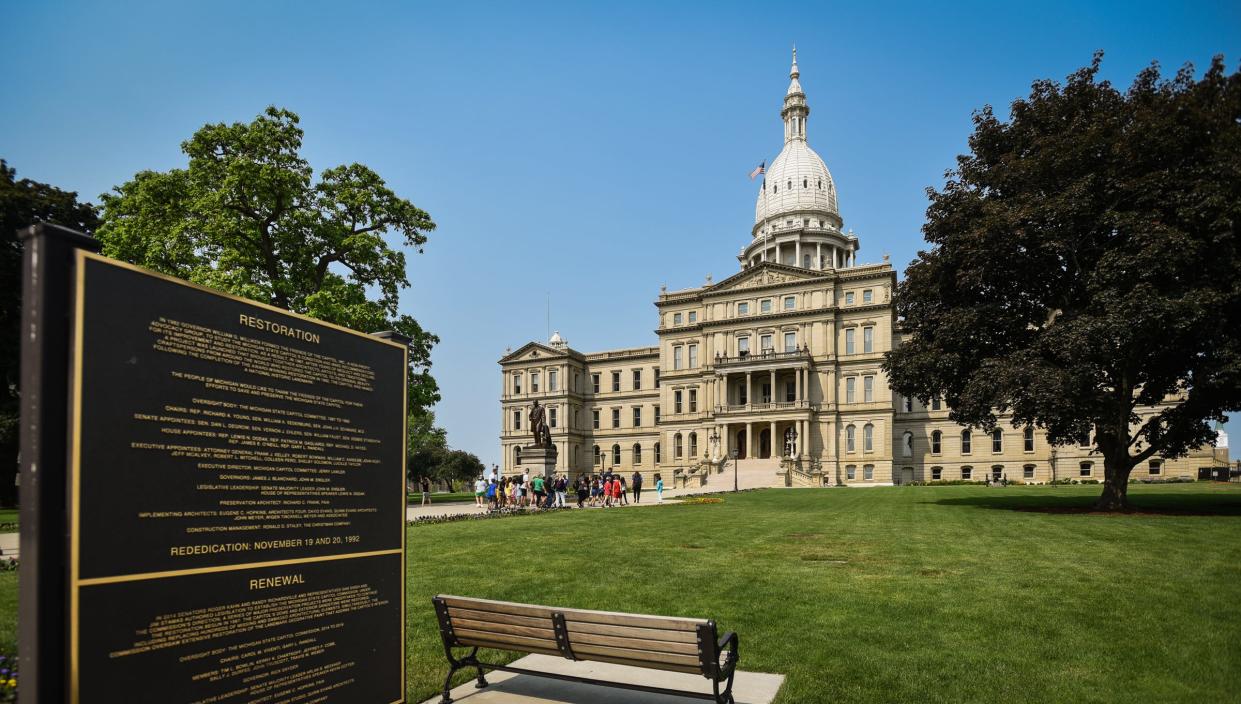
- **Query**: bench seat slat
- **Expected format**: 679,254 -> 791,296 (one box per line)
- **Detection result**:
570,643 -> 703,669
567,631 -> 700,656
450,617 -> 555,641
439,595 -> 706,632
569,651 -> 705,675
565,621 -> 698,644
456,637 -> 564,659
447,607 -> 549,629
454,629 -> 560,652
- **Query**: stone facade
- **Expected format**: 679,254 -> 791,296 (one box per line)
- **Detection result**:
498,50 -> 1226,485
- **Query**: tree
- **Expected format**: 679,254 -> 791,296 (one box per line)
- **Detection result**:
1,161 -> 100,506
97,107 -> 439,413
408,445 -> 483,493
883,54 -> 1241,510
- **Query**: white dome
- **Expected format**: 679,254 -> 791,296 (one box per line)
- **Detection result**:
754,140 -> 838,227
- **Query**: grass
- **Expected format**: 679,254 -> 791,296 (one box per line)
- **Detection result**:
0,484 -> 1237,701
405,483 -> 1241,703
407,491 -> 476,504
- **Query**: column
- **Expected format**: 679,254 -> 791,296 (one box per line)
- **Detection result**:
795,240 -> 801,267
816,242 -> 822,269
795,367 -> 802,403
745,371 -> 752,408
775,244 -> 782,265
800,420 -> 807,457
769,369 -> 776,403
770,421 -> 777,457
745,422 -> 753,460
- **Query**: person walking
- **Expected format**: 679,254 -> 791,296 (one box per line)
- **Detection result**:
420,475 -> 431,506
555,474 -> 567,508
632,471 -> 643,503
655,473 -> 664,503
473,475 -> 486,508
619,475 -> 629,505
576,475 -> 589,508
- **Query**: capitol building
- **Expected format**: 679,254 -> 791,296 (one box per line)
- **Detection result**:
498,51 -> 1224,487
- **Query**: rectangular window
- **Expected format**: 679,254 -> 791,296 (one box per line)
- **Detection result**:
1023,465 -> 1035,479
784,331 -> 796,352
1149,460 -> 1162,475
738,302 -> 749,315
633,407 -> 641,426
761,334 -> 773,351
688,345 -> 698,368
846,465 -> 856,480
513,410 -> 521,429
962,466 -> 972,480
688,311 -> 697,323
513,373 -> 522,394
592,374 -> 600,394
863,326 -> 874,353
785,381 -> 795,402
962,432 -> 972,454
549,408 -> 557,428
863,376 -> 874,403
632,369 -> 641,390
761,299 -> 772,313
931,397 -> 942,411
738,337 -> 750,354
674,390 -> 683,414
689,389 -> 698,412
863,289 -> 873,303
992,430 -> 1003,453
673,312 -> 683,325
549,370 -> 558,391
1024,427 -> 1035,452
903,396 -> 913,413
783,296 -> 795,310
531,372 -> 540,393
654,368 -> 661,389
845,328 -> 856,354
738,383 -> 748,404
761,383 -> 771,403
845,291 -> 855,305
932,467 -> 943,480
654,406 -> 661,424
612,408 -> 620,428
592,410 -> 600,429
673,347 -> 682,370
863,465 -> 874,480
1080,462 -> 1092,477
846,377 -> 856,403
612,372 -> 620,392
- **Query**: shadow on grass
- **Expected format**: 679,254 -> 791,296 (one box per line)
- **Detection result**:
926,491 -> 1241,516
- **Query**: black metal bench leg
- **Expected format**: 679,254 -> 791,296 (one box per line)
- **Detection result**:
440,663 -> 458,704
474,664 -> 489,688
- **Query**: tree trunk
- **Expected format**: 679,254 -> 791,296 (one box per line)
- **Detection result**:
1094,456 -> 1134,511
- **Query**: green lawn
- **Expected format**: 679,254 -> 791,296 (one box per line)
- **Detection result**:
0,485 -> 1238,701
406,483 -> 1241,703
407,491 -> 476,504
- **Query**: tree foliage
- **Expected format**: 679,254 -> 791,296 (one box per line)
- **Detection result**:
883,54 -> 1241,510
97,107 -> 440,412
409,446 -> 483,492
1,160 -> 100,505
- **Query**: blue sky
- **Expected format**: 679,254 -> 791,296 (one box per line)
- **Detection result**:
3,1 -> 1238,466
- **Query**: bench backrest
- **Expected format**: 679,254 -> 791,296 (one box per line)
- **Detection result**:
433,594 -> 720,677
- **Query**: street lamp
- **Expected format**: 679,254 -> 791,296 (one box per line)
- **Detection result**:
789,427 -> 798,458
708,429 -> 720,462
729,449 -> 739,492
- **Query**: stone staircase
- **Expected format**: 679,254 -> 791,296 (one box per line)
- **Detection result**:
716,458 -> 786,490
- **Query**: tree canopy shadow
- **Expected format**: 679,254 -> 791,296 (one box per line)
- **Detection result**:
925,490 -> 1241,517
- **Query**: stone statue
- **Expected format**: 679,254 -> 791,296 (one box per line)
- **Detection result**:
529,399 -> 552,448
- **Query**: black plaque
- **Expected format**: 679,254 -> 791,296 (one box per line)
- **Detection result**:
68,252 -> 407,704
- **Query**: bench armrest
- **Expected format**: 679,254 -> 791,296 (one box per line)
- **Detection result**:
716,631 -> 739,675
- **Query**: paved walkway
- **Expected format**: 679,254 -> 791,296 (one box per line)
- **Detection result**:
420,653 -> 784,704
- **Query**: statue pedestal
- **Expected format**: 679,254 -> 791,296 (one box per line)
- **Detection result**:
521,445 -> 557,479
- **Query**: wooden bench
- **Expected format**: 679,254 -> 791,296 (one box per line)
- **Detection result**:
432,594 -> 739,703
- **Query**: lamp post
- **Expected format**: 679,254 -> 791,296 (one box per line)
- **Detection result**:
730,449 -> 739,492
789,427 -> 798,458
708,428 -> 720,463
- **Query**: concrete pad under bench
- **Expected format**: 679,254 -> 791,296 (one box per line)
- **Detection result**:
420,653 -> 784,704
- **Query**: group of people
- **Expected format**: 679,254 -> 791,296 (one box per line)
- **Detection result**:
470,470 -> 664,511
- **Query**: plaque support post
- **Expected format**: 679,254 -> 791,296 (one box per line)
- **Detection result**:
17,223 -> 100,704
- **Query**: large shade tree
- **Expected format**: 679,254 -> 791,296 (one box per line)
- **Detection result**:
1,161 -> 100,506
98,107 -> 441,420
883,54 -> 1241,510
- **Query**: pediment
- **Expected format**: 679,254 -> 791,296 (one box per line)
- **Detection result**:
498,341 -> 567,364
708,263 -> 823,294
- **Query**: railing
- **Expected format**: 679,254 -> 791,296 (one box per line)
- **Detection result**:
713,400 -> 814,414
714,348 -> 810,367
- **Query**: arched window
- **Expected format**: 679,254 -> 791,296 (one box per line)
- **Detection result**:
654,442 -> 662,464
803,178 -> 808,188
632,443 -> 642,464
1023,426 -> 1035,452
961,430 -> 972,454
803,254 -> 811,268
991,465 -> 1003,480
674,433 -> 683,458
817,179 -> 822,189
931,466 -> 943,480
863,424 -> 874,452
845,425 -> 856,452
773,185 -> 777,193
689,432 -> 698,457
902,431 -> 913,457
612,444 -> 621,466
962,465 -> 973,480
515,446 -> 522,466
931,430 -> 942,454
1023,464 -> 1035,479
787,180 -> 792,189
991,429 -> 1003,453
593,445 -> 600,465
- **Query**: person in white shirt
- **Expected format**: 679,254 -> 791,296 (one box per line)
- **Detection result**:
474,476 -> 486,507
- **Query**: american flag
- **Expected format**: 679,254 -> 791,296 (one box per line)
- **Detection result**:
748,160 -> 765,180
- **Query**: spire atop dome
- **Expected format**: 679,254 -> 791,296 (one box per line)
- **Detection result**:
782,46 -> 808,143
790,45 -> 798,78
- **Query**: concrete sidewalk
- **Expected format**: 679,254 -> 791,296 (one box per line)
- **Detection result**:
420,653 -> 783,704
